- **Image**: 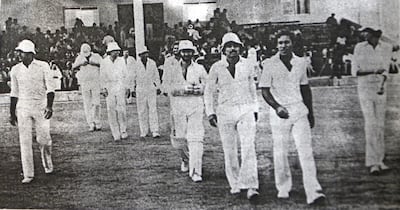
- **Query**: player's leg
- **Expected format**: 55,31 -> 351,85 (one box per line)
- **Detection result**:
270,109 -> 292,198
236,108 -> 259,199
236,109 -> 258,187
218,108 -> 240,193
107,94 -> 121,140
17,109 -> 35,182
148,90 -> 160,137
136,91 -> 149,137
81,87 -> 94,130
116,90 -> 128,138
359,94 -> 380,168
92,86 -> 102,130
187,107 -> 205,182
35,109 -> 53,174
375,95 -> 388,169
171,102 -> 189,172
292,116 -> 324,204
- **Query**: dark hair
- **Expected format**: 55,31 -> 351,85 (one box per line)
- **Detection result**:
276,30 -> 294,41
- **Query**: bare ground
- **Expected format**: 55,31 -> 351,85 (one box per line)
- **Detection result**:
0,76 -> 399,209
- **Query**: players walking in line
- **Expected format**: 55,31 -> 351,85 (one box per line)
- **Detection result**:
259,30 -> 325,205
352,27 -> 392,175
204,33 -> 259,200
100,42 -> 130,141
72,43 -> 103,131
162,40 -> 207,182
9,40 -> 57,183
131,46 -> 161,138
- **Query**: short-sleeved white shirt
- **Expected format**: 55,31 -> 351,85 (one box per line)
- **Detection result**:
10,59 -> 56,108
259,53 -> 308,106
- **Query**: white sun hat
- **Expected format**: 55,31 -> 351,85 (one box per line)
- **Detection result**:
106,42 -> 121,53
15,40 -> 36,54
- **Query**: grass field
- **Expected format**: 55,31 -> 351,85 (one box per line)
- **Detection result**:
0,76 -> 399,209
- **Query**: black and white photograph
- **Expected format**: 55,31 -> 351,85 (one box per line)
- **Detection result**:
0,0 -> 399,209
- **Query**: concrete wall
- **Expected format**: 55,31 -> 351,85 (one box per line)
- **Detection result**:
0,0 -> 118,31
0,0 -> 398,41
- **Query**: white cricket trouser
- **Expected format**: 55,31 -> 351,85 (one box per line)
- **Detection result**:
171,97 -> 204,176
358,85 -> 387,167
136,89 -> 159,136
269,102 -> 322,204
17,104 -> 53,178
81,87 -> 101,128
106,90 -> 127,140
217,103 -> 258,190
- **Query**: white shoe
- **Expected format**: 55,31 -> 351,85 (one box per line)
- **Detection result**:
380,163 -> 390,171
191,174 -> 202,182
308,193 -> 326,205
121,132 -> 128,139
277,191 -> 290,199
247,188 -> 259,200
152,132 -> 160,138
230,188 -> 241,195
181,161 -> 189,172
22,177 -> 34,184
370,165 -> 380,175
89,123 -> 95,132
45,167 -> 53,174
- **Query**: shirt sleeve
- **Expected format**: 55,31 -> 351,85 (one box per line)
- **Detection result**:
204,64 -> 218,116
9,67 -> 18,98
72,55 -> 84,69
91,54 -> 102,65
258,61 -> 272,88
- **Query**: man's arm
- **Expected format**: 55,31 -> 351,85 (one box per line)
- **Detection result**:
10,97 -> 18,125
300,84 -> 314,128
204,65 -> 218,127
261,87 -> 289,119
44,92 -> 54,119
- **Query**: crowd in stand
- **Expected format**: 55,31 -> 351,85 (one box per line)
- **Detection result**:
0,8 -> 388,93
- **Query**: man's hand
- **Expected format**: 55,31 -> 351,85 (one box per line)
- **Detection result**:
156,89 -> 161,95
163,92 -> 168,97
208,114 -> 218,127
101,89 -> 108,97
9,115 -> 17,126
125,89 -> 131,98
44,107 -> 53,119
308,114 -> 315,128
183,86 -> 194,95
276,106 -> 289,119
131,91 -> 136,98
192,85 -> 203,95
254,112 -> 258,121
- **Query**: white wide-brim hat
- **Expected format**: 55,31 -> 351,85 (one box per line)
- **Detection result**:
106,42 -> 121,53
16,40 -> 36,54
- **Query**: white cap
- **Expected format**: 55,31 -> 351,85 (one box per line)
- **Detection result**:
15,40 -> 36,54
221,32 -> 242,48
106,42 -> 121,53
179,40 -> 196,51
137,46 -> 149,55
80,43 -> 91,57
